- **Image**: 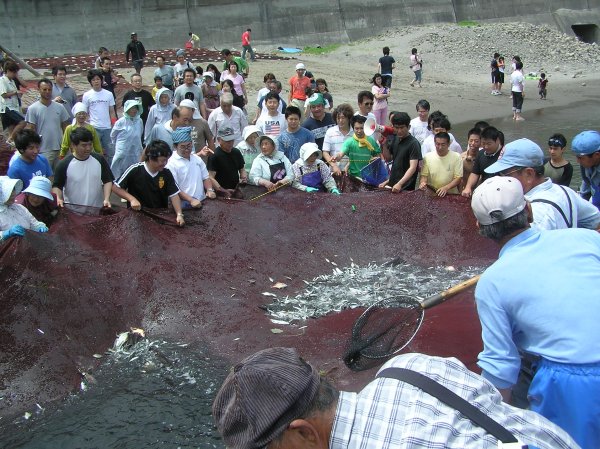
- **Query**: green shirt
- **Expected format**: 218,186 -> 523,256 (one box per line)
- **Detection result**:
340,136 -> 381,177
223,57 -> 248,74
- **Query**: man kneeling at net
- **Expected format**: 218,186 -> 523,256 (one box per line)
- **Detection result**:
212,347 -> 578,449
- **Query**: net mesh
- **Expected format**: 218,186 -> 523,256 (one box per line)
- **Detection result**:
343,296 -> 424,371
360,158 -> 389,186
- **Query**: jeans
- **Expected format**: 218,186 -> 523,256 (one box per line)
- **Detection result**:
241,45 -> 255,61
96,127 -> 114,165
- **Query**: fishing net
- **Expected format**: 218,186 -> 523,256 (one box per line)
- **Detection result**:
360,158 -> 389,186
343,296 -> 424,371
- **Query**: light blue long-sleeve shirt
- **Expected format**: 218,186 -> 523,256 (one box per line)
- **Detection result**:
475,227 -> 600,388
526,178 -> 600,230
580,165 -> 600,210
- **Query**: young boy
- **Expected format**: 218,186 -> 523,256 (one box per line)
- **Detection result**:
544,133 -> 572,186
112,140 -> 185,226
538,73 -> 548,99
0,61 -> 25,142
255,92 -> 287,139
7,129 -> 53,189
152,76 -> 163,99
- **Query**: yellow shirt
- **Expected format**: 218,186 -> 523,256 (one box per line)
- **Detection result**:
421,151 -> 463,194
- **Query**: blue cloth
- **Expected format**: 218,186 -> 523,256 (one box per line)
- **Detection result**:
529,359 -> 600,449
580,165 -> 600,210
476,227 -> 600,389
276,127 -> 314,165
7,155 -> 53,189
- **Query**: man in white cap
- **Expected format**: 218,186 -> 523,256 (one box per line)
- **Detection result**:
471,176 -> 600,448
180,99 -> 214,153
571,130 -> 600,210
166,126 -> 216,209
288,63 -> 311,120
484,138 -> 599,230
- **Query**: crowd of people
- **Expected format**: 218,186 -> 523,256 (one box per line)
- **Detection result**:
1,34 -> 600,449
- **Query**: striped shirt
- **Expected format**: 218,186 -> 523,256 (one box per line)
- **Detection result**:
330,353 -> 578,449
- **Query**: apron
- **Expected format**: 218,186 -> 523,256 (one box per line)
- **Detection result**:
204,84 -> 220,110
268,160 -> 286,183
300,167 -> 324,191
592,182 -> 600,210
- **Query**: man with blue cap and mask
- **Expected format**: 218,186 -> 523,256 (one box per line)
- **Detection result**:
166,126 -> 216,209
571,130 -> 600,210
484,137 -> 599,230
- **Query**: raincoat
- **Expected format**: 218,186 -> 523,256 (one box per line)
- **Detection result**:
144,88 -> 175,141
111,100 -> 143,180
0,176 -> 46,234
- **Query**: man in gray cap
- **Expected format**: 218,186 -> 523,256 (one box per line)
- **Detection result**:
484,138 -> 599,230
471,176 -> 600,449
125,32 -> 146,74
212,347 -> 578,449
207,126 -> 246,198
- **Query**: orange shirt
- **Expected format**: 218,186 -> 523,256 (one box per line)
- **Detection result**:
289,75 -> 311,101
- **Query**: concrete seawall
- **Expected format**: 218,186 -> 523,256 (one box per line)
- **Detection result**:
1,0 -> 599,57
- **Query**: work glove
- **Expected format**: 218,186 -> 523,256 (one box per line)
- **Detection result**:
37,225 -> 49,233
331,188 -> 341,195
305,187 -> 319,193
2,225 -> 25,239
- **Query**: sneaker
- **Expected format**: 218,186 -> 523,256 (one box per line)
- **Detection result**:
491,91 -> 497,95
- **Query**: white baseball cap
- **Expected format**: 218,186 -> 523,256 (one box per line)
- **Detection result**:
295,63 -> 306,70
179,99 -> 201,119
471,177 -> 526,225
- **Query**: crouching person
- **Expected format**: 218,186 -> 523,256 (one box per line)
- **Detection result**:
249,135 -> 293,191
1,176 -> 48,242
112,140 -> 185,226
292,142 -> 340,194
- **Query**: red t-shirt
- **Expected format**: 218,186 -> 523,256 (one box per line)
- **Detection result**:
241,31 -> 250,46
289,75 -> 311,101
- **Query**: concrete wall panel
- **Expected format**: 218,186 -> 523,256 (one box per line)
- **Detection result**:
0,0 -> 598,57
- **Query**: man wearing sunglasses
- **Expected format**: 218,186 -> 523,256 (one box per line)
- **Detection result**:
571,130 -> 600,211
484,138 -> 599,231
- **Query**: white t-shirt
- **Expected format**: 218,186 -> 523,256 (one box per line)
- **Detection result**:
256,87 -> 270,103
256,113 -> 287,139
166,152 -> 209,200
511,71 -> 524,93
421,133 -> 462,158
82,88 -> 115,129
0,76 -> 20,113
322,125 -> 353,158
409,117 -> 431,145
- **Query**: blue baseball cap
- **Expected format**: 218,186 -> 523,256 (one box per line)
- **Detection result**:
485,138 -> 544,174
571,130 -> 600,156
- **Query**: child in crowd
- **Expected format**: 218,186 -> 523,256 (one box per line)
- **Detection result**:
538,73 -> 548,99
60,103 -> 104,158
315,78 -> 333,111
497,56 -> 505,94
152,76 -> 163,99
94,47 -> 109,69
544,133 -> 572,186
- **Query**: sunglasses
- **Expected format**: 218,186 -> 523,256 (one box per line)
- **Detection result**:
548,138 -> 564,147
499,167 -> 523,177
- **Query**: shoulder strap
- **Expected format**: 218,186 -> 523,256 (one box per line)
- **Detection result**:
530,186 -> 573,228
377,367 -> 518,444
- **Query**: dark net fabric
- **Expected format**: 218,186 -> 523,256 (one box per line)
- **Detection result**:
0,189 -> 494,420
343,297 -> 424,371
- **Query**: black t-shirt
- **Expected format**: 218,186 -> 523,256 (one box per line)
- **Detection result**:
115,162 -> 179,208
207,146 -> 245,189
388,134 -> 421,189
122,89 -> 155,125
379,55 -> 396,74
472,148 -> 501,182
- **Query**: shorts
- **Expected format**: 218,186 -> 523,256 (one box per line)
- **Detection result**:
1,109 -> 24,129
498,72 -> 505,84
491,69 -> 501,84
